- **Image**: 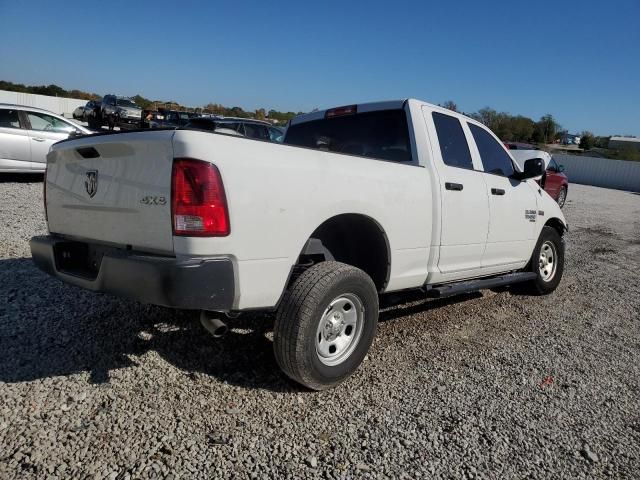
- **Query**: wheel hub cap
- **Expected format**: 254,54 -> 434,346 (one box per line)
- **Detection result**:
315,294 -> 365,366
538,240 -> 557,282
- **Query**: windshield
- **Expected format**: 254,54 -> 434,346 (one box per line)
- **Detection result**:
117,99 -> 138,108
284,109 -> 412,162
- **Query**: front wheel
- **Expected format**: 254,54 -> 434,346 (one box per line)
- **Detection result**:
522,226 -> 565,295
557,186 -> 567,208
274,261 -> 378,390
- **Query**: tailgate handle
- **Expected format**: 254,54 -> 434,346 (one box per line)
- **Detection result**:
76,147 -> 100,159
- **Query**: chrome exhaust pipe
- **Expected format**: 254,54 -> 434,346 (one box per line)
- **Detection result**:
200,311 -> 229,338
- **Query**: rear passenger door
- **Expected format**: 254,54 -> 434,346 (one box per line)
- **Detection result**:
0,108 -> 31,170
466,122 -> 538,270
426,109 -> 489,280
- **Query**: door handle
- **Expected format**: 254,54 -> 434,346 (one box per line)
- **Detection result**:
33,137 -> 46,142
491,188 -> 506,195
445,182 -> 463,191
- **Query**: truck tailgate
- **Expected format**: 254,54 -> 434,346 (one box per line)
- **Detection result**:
45,130 -> 175,254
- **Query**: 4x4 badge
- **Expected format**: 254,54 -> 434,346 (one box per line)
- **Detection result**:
85,170 -> 98,198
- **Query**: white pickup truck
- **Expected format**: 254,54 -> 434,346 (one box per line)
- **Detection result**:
30,99 -> 567,390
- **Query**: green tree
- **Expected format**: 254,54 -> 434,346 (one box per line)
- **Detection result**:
579,131 -> 595,150
442,100 -> 458,112
131,94 -> 153,109
535,115 -> 560,144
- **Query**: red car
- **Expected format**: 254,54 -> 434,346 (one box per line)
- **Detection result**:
505,143 -> 568,208
541,157 -> 568,208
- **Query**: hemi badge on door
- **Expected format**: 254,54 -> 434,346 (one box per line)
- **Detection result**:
85,170 -> 98,198
525,209 -> 537,222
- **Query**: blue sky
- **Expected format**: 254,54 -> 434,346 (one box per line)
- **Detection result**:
1,0 -> 638,136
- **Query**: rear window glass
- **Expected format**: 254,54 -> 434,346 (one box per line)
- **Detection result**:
284,109 -> 412,162
432,112 -> 473,169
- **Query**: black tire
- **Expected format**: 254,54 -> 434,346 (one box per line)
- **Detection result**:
274,261 -> 378,390
522,226 -> 565,295
557,186 -> 567,208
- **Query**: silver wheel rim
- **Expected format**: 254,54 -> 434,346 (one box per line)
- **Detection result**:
558,188 -> 566,206
315,293 -> 365,366
538,240 -> 557,282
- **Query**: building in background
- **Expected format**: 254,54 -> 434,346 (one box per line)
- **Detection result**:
608,136 -> 640,151
560,132 -> 582,145
0,89 -> 86,118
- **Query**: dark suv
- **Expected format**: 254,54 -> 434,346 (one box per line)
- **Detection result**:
185,117 -> 284,142
147,110 -> 200,129
88,95 -> 142,130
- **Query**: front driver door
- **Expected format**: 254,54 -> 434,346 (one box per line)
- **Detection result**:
467,122 -> 538,271
25,111 -> 76,170
426,109 -> 490,280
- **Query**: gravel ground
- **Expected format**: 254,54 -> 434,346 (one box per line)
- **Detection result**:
1,178 -> 639,479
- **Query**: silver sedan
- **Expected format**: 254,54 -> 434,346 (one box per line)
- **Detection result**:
0,104 -> 93,173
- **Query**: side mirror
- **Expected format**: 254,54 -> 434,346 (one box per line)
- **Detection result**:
68,129 -> 84,138
558,164 -> 565,172
515,158 -> 545,180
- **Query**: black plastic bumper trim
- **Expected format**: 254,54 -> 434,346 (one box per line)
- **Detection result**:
30,235 -> 235,312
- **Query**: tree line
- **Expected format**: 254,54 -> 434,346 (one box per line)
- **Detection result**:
441,100 -> 562,144
1,80 -> 301,123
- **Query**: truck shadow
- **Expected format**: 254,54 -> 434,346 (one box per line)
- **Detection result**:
0,257 -> 481,392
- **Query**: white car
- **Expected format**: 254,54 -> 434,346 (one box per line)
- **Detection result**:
31,99 -> 567,389
0,104 -> 92,172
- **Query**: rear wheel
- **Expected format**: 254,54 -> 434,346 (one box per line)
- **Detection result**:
274,261 -> 378,390
522,226 -> 564,295
557,186 -> 567,208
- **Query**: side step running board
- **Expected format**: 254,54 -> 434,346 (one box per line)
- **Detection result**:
425,272 -> 537,299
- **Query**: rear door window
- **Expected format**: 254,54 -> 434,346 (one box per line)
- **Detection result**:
468,123 -> 515,176
284,109 -> 412,162
0,109 -> 22,129
432,112 -> 473,169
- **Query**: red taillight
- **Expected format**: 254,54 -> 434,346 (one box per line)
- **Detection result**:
171,158 -> 229,236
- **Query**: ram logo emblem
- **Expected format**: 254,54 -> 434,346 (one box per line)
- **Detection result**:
85,170 -> 98,198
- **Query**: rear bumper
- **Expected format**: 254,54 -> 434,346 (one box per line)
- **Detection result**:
30,235 -> 235,312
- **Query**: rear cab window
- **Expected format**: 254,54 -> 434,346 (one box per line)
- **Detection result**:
468,123 -> 515,176
284,108 -> 413,163
432,112 -> 473,169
